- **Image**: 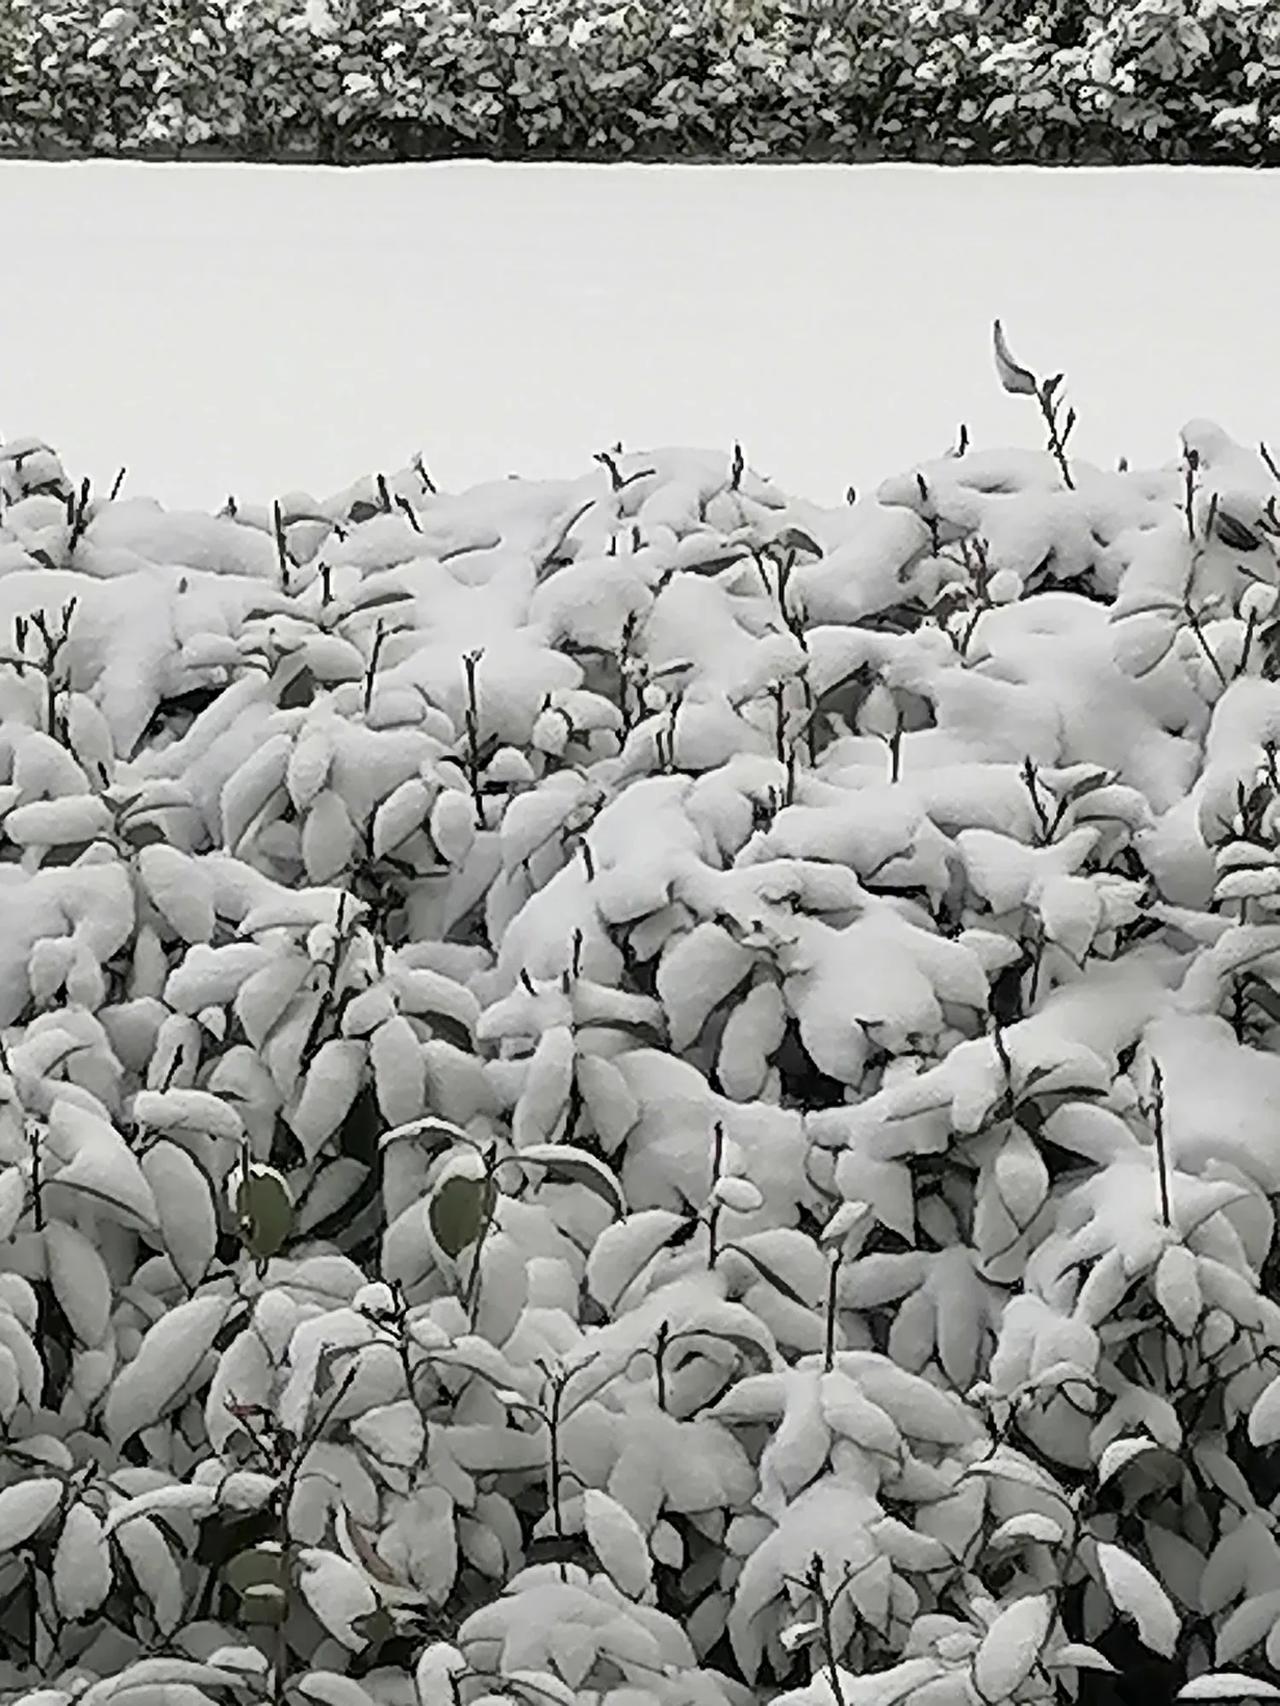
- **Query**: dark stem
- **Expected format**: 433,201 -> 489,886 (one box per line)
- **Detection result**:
809,1556 -> 846,1706
824,1251 -> 841,1374
463,1154 -> 500,1322
654,1320 -> 669,1412
1150,1059 -> 1172,1228
707,1120 -> 726,1269
28,1122 -> 44,1231
363,619 -> 387,716
548,1373 -> 567,1542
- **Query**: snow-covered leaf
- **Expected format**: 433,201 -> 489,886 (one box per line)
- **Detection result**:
43,1219 -> 112,1345
104,1293 -> 237,1448
972,1592 -> 1053,1700
583,1488 -> 653,1600
53,1501 -> 112,1621
300,1555 -> 380,1644
1098,1435 -> 1161,1485
0,1478 -> 62,1552
1249,1374 -> 1280,1447
516,1143 -> 625,1219
350,1399 -> 425,1467
1096,1541 -> 1180,1657
1179,1679 -> 1280,1700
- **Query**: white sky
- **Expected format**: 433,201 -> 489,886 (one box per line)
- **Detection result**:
2,158 -> 1279,511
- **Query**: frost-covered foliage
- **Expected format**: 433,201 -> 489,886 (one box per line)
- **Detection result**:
4,325 -> 1280,1706
1,0 -> 1279,162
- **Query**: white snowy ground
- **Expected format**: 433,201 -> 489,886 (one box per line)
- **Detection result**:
2,159 -> 1279,511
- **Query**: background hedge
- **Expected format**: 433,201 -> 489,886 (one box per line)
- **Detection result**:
2,0 -> 1279,167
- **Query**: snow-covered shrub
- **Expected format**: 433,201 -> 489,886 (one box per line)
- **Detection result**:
6,324 -> 1280,1706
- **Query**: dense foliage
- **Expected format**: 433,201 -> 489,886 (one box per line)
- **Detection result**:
1,0 -> 1279,164
4,326 -> 1280,1706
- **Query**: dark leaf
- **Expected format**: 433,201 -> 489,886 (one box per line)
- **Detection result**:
123,820 -> 168,850
429,1173 -> 493,1258
722,1243 -> 816,1311
278,664 -> 318,710
235,1167 -> 294,1259
350,1606 -> 396,1650
40,838 -> 94,867
1243,976 -> 1280,1024
350,588 -> 414,615
771,526 -> 824,560
223,1545 -> 286,1598
426,1012 -> 474,1054
339,1082 -> 382,1165
1059,767 -> 1116,808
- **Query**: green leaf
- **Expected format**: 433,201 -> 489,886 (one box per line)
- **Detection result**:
224,1544 -> 288,1619
225,1545 -> 286,1597
349,1606 -> 396,1650
429,1173 -> 492,1258
235,1167 -> 294,1259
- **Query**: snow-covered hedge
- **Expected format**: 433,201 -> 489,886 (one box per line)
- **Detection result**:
1,0 -> 1279,163
4,323 -> 1280,1706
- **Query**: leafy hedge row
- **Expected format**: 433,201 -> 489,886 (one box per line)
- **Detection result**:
5,323 -> 1280,1706
2,0 -> 1280,164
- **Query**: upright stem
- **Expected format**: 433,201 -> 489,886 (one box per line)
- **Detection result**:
273,499 -> 290,593
808,1556 -> 846,1706
28,1122 -> 44,1231
548,1373 -> 567,1543
1150,1060 -> 1172,1228
26,1556 -> 37,1669
270,1360 -> 360,1704
1037,385 -> 1075,490
363,619 -> 387,715
271,1551 -> 293,1706
824,1252 -> 841,1374
707,1120 -> 726,1269
654,1320 -> 669,1412
463,1155 -> 499,1323
462,649 -> 484,824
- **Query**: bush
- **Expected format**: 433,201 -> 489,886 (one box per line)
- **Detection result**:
2,327 -> 1280,1702
1,0 -> 1279,163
